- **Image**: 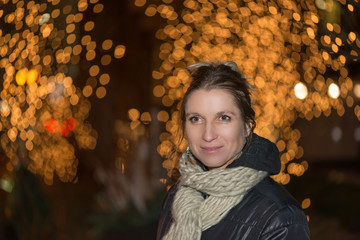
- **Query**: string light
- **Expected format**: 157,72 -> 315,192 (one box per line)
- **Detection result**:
0,1 -> 125,184
135,0 -> 359,185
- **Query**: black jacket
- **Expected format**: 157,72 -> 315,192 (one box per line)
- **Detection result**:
157,134 -> 310,240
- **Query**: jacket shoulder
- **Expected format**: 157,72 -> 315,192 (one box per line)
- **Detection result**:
252,178 -> 310,239
225,177 -> 307,225
253,177 -> 301,208
201,177 -> 310,240
260,204 -> 310,239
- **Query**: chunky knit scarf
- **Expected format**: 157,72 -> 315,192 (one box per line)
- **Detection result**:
162,152 -> 268,240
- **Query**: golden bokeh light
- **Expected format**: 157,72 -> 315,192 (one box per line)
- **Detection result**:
66,23 -> 75,33
354,83 -> 360,99
84,21 -> 95,31
102,39 -> 113,50
145,5 -> 157,17
137,0 -> 358,185
349,32 -> 356,42
100,54 -> 112,66
93,4 -> 104,13
0,1 -> 124,184
153,85 -> 166,97
135,0 -> 147,7
157,110 -> 169,122
15,68 -> 28,85
327,23 -> 334,32
95,86 -> 106,99
99,73 -> 110,85
86,50 -> 96,61
26,69 -> 39,84
301,198 -> 311,209
89,65 -> 100,77
140,112 -> 152,124
114,45 -> 126,58
83,85 -> 93,97
128,108 -> 140,121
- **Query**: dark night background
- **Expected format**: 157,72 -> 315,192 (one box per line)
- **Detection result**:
0,1 -> 360,239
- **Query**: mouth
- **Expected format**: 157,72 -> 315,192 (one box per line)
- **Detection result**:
200,146 -> 223,153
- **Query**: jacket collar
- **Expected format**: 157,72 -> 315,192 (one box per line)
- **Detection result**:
227,133 -> 281,175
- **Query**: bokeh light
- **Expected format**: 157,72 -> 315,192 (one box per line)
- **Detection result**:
136,0 -> 359,185
328,83 -> 340,99
331,126 -> 342,142
354,127 -> 360,142
301,198 -> 311,209
0,1 -> 125,184
295,83 -> 308,100
354,83 -> 360,98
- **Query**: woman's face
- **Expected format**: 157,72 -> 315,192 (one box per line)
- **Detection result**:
185,89 -> 250,169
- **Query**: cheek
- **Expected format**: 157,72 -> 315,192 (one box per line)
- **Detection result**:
224,125 -> 246,143
184,125 -> 194,142
224,130 -> 241,142
185,125 -> 201,146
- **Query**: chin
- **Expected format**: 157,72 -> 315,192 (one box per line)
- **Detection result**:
201,159 -> 227,169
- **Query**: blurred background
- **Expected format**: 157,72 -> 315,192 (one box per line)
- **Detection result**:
0,0 -> 359,239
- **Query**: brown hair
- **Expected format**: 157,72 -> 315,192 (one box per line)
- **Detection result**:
180,61 -> 256,147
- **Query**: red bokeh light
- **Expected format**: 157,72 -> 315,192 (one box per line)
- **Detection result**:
43,116 -> 76,136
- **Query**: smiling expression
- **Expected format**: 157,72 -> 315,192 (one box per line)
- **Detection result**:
185,89 -> 250,169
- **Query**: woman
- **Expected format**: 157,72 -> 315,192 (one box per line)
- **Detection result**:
157,62 -> 310,240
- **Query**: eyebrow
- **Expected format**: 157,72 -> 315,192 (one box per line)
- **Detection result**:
217,111 -> 237,116
185,112 -> 200,117
185,111 -> 237,117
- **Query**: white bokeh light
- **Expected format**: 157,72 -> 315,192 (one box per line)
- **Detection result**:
315,0 -> 327,10
354,127 -> 360,142
354,83 -> 360,99
328,83 -> 340,99
39,13 -> 51,25
331,126 -> 342,142
294,83 -> 308,100
0,100 -> 10,115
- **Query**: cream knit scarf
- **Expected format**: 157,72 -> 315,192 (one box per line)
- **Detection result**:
162,152 -> 268,240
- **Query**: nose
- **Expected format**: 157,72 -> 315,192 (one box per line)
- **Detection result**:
202,122 -> 217,142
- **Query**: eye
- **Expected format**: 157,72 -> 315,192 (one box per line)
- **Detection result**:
188,116 -> 202,123
219,115 -> 231,121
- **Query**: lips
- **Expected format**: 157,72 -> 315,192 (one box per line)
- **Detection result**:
200,146 -> 223,153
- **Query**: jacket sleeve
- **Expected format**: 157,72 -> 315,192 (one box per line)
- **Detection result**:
260,205 -> 310,240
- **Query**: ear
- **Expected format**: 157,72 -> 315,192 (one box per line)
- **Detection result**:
245,122 -> 252,136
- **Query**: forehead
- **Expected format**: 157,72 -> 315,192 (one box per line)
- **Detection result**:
185,89 -> 240,114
